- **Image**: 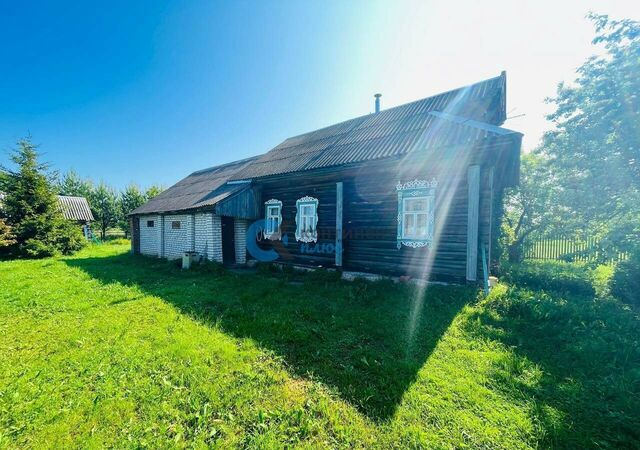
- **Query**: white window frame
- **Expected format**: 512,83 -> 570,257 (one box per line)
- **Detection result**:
264,199 -> 282,240
396,179 -> 437,249
402,196 -> 432,239
295,196 -> 318,243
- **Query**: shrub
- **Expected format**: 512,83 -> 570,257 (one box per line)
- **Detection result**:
611,251 -> 640,307
52,220 -> 86,255
23,237 -> 57,258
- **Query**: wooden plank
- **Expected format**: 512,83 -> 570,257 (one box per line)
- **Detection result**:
335,182 -> 343,267
487,167 -> 494,271
466,165 -> 480,281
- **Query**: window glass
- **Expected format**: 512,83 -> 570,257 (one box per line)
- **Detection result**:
147,220 -> 154,228
264,200 -> 282,239
266,205 -> 280,234
295,197 -> 318,243
406,198 -> 427,212
416,214 -> 428,236
402,196 -> 432,239
396,179 -> 437,249
171,221 -> 181,229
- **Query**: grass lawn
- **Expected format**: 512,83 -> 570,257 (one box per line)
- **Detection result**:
1,242 -> 639,448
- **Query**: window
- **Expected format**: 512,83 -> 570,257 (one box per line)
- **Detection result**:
171,221 -> 181,229
402,197 -> 431,239
396,179 -> 437,248
264,199 -> 282,240
295,196 -> 318,243
147,220 -> 154,228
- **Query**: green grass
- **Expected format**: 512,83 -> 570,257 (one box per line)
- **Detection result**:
1,242 -> 639,448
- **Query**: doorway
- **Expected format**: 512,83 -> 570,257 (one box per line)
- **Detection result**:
131,217 -> 140,254
221,216 -> 236,264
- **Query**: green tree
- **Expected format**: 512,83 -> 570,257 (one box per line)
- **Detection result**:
0,174 -> 13,248
0,138 -> 85,257
0,218 -> 15,248
89,182 -> 120,240
540,14 -> 640,254
144,184 -> 164,200
119,184 -> 146,236
57,170 -> 93,198
502,154 -> 566,262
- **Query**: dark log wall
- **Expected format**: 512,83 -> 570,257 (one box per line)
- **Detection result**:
254,138 -> 519,282
342,166 -> 470,280
256,165 -> 489,282
258,174 -> 338,268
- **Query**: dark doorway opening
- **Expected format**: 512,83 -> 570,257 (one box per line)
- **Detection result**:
131,217 -> 140,254
221,216 -> 235,264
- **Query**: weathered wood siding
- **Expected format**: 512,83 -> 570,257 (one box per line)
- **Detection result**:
258,174 -> 338,268
214,187 -> 260,219
254,139 -> 517,282
341,163 -> 470,280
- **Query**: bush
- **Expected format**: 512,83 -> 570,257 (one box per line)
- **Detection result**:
611,251 -> 640,307
23,237 -> 57,258
20,219 -> 86,258
52,220 -> 86,254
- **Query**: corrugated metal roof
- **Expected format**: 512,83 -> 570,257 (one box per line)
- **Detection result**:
57,196 -> 94,222
230,73 -> 516,180
130,156 -> 257,215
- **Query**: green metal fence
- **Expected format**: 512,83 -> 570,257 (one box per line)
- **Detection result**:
523,235 -> 630,263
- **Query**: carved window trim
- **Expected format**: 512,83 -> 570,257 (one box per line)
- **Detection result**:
295,196 -> 318,243
396,179 -> 437,249
264,199 -> 282,240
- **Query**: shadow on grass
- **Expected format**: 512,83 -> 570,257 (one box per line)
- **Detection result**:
461,287 -> 640,448
64,252 -> 474,421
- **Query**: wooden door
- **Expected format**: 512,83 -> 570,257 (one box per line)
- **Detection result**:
221,216 -> 235,264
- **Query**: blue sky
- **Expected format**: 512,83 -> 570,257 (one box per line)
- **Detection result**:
1,0 -> 638,189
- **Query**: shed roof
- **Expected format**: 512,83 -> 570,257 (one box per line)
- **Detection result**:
57,195 -> 94,222
230,73 -> 519,180
130,156 -> 257,215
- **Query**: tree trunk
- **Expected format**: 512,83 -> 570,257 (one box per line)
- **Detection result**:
508,241 -> 524,263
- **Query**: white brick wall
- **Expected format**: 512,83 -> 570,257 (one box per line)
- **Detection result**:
137,212 -> 227,263
139,215 -> 161,257
164,214 -> 195,260
234,219 -> 247,264
195,213 -> 223,262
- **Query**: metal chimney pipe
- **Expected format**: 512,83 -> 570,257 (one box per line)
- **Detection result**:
374,93 -> 382,113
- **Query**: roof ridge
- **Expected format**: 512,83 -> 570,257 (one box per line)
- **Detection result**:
276,73 -> 503,146
57,194 -> 88,199
428,111 -> 522,136
189,155 -> 259,176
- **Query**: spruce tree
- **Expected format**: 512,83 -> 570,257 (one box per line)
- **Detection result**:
1,138 -> 85,257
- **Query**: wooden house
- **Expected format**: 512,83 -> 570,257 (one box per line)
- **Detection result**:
130,73 -> 521,283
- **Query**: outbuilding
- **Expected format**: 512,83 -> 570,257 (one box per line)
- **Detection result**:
57,195 -> 94,239
130,72 -> 521,283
